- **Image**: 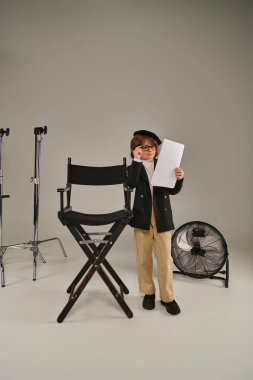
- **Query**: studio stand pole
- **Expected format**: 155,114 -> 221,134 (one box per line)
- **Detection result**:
4,126 -> 67,284
0,128 -> 10,287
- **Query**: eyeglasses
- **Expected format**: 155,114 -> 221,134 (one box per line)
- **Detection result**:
141,145 -> 156,151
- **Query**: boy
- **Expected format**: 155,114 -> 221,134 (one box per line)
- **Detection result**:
127,130 -> 184,315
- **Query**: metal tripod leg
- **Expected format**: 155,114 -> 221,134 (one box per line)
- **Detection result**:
37,237 -> 67,257
32,248 -> 46,281
0,248 -> 6,287
1,263 -> 5,287
4,242 -> 46,262
32,237 -> 67,280
3,237 -> 67,281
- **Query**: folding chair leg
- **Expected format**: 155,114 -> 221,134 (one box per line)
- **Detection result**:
57,266 -> 133,323
66,258 -> 129,295
57,294 -> 78,323
94,266 -> 133,318
66,259 -> 92,294
58,234 -> 133,321
57,221 -> 133,322
99,272 -> 133,319
78,224 -> 130,294
66,223 -> 130,295
103,260 -> 129,294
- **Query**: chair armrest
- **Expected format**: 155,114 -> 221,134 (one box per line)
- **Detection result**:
124,186 -> 133,192
57,187 -> 71,210
57,187 -> 71,193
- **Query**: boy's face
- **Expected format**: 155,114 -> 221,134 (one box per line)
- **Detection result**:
140,138 -> 157,160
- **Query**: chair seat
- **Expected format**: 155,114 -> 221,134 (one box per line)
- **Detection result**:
58,209 -> 133,226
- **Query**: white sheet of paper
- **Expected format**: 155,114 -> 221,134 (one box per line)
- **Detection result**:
151,139 -> 184,188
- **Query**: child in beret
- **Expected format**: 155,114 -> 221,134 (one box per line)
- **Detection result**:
127,130 -> 184,315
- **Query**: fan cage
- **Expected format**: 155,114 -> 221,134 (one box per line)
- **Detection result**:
171,221 -> 228,279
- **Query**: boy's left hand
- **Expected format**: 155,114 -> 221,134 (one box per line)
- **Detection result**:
175,167 -> 184,180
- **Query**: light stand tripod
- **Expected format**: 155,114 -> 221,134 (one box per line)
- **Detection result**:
3,126 -> 67,285
0,128 -> 10,287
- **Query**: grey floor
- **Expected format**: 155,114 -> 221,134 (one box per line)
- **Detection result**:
1,237 -> 252,380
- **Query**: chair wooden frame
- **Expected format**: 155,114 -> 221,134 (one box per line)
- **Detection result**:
57,157 -> 133,322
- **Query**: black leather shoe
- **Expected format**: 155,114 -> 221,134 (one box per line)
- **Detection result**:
142,294 -> 155,310
161,300 -> 181,315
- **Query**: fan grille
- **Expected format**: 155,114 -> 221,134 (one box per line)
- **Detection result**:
172,221 -> 228,278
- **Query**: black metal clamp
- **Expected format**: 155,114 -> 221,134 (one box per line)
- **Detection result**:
34,126 -> 47,135
0,128 -> 10,137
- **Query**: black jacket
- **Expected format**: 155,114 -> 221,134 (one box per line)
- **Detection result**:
127,159 -> 184,232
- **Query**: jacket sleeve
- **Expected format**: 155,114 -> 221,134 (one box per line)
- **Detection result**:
167,178 -> 184,195
127,160 -> 142,188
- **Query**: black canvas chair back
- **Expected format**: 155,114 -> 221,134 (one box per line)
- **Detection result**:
57,157 -> 133,322
68,162 -> 126,185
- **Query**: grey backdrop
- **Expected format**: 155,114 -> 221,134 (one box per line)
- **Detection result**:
1,0 -> 252,252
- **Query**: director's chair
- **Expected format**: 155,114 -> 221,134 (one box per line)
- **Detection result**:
57,157 -> 133,322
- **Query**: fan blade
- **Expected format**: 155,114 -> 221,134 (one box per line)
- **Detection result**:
176,230 -> 192,251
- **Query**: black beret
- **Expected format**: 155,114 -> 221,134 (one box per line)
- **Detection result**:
133,130 -> 162,145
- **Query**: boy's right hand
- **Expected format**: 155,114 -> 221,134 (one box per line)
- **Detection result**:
133,146 -> 142,159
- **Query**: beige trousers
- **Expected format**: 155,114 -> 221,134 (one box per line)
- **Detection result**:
134,208 -> 174,302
